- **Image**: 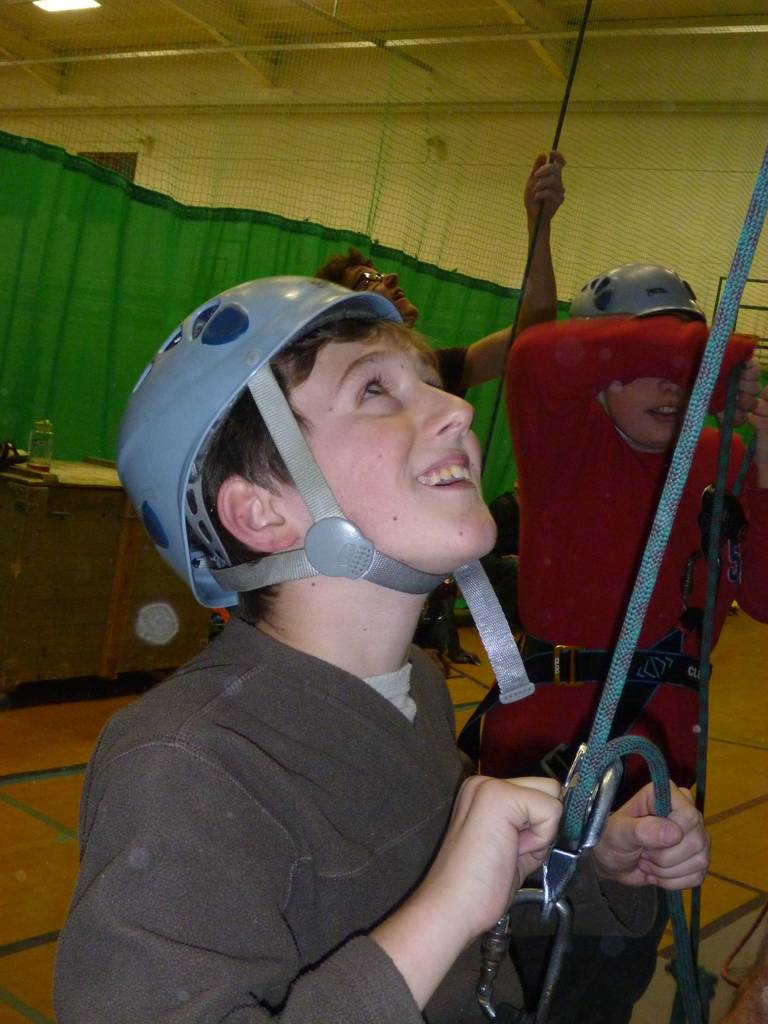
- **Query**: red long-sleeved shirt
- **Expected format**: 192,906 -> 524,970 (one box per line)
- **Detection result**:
481,316 -> 768,787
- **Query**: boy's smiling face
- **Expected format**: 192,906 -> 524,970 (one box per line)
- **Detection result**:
603,376 -> 686,452
285,328 -> 496,575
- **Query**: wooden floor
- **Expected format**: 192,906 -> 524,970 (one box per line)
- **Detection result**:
0,611 -> 766,1023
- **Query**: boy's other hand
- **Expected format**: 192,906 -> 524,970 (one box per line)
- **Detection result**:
721,358 -> 761,427
745,380 -> 768,436
591,782 -> 709,889
525,151 -> 565,225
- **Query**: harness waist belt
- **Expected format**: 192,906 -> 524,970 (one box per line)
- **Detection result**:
521,635 -> 702,690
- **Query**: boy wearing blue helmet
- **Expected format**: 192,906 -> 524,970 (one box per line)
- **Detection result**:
54,277 -> 708,1024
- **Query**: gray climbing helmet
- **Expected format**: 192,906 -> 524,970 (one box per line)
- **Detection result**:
570,263 -> 706,321
118,276 -> 532,705
118,276 -> 442,606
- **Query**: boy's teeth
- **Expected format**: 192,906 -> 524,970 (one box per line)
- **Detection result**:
418,464 -> 471,486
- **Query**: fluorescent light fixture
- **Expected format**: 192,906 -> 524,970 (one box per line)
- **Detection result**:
33,0 -> 101,11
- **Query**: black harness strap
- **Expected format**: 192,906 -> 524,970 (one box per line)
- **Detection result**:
457,629 -> 702,768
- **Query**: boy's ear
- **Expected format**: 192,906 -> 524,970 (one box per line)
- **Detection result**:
216,476 -> 305,555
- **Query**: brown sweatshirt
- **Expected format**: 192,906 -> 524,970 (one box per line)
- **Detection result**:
54,617 -> 654,1023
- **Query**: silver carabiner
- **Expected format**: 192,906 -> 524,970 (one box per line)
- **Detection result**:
541,747 -> 623,919
477,888 -> 573,1024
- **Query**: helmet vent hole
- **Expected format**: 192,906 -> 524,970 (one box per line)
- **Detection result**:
594,277 -> 611,294
594,289 -> 613,311
197,520 -> 212,543
186,489 -> 198,515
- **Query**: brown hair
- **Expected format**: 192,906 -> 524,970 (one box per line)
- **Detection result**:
314,247 -> 372,285
201,318 -> 437,622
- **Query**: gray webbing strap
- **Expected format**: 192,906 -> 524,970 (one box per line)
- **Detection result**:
248,366 -> 342,521
362,549 -> 445,595
213,549 -> 318,591
213,545 -> 444,595
454,561 -> 533,703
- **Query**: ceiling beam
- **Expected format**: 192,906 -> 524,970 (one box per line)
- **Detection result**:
288,0 -> 435,74
5,98 -> 768,118
0,14 -> 64,92
161,0 -> 276,87
492,0 -> 567,80
1,17 -> 766,73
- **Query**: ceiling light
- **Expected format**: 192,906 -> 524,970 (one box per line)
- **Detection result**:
33,0 -> 101,11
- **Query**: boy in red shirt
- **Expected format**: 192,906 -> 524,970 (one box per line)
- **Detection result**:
479,263 -> 768,790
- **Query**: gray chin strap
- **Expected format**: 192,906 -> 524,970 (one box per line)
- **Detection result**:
211,364 -> 532,703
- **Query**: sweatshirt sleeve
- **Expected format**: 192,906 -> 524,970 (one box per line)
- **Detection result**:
54,742 -> 424,1024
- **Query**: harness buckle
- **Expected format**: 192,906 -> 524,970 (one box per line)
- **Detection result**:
553,644 -> 583,686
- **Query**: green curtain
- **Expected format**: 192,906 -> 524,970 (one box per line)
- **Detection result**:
1,129 -> 558,500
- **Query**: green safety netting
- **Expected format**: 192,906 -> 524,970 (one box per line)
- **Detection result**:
1,129 -> 566,501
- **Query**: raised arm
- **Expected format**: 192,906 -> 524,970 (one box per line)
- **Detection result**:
460,151 -> 565,389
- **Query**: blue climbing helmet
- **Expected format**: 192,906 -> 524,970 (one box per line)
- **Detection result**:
118,276 -> 450,607
570,263 -> 706,321
118,275 -> 533,706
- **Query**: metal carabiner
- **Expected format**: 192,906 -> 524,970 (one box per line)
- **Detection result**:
541,746 -> 623,920
477,888 -> 573,1024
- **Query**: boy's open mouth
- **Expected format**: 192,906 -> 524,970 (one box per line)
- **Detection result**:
417,464 -> 472,487
648,405 -> 680,419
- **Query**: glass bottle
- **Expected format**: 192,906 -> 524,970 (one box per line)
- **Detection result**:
27,419 -> 54,472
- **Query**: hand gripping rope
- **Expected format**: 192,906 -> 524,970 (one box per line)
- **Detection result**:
476,141 -> 768,1024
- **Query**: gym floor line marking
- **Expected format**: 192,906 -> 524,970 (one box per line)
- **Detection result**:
709,734 -> 768,753
0,792 -> 76,839
704,791 -> 768,826
0,931 -> 59,959
0,986 -> 55,1023
658,891 -> 768,959
447,670 -> 493,690
0,764 -> 87,786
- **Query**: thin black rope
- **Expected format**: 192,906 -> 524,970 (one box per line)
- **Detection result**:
481,0 -> 593,464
